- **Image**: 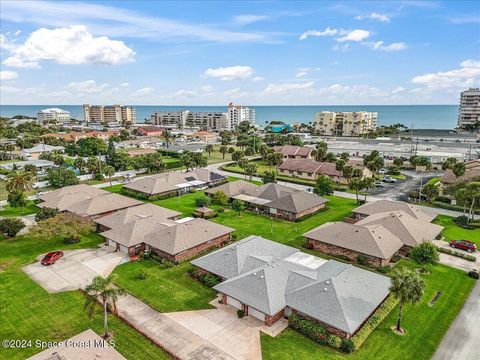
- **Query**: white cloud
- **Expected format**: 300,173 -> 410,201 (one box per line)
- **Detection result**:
356,12 -> 390,22
234,15 -> 270,25
120,82 -> 129,87
412,60 -> 480,90
224,88 -> 250,98
2,25 -> 134,68
200,85 -> 215,93
0,70 -> 18,80
170,89 -> 198,98
336,29 -> 370,42
67,80 -> 108,93
263,81 -> 315,95
204,66 -> 255,81
392,86 -> 406,94
133,87 -> 155,96
1,1 -> 275,44
299,27 -> 337,40
252,76 -> 264,82
295,71 -> 308,78
367,41 -> 407,51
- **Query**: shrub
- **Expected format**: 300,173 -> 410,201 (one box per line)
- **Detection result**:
137,271 -> 147,280
63,232 -> 81,244
356,255 -> 369,266
35,207 -> 60,222
350,295 -> 398,350
237,309 -> 245,318
437,247 -> 476,261
29,213 -> 94,240
336,254 -> 351,262
468,271 -> 479,280
410,242 -> 439,269
288,313 -> 328,345
391,254 -> 401,263
327,334 -> 342,349
340,339 -> 355,354
212,190 -> 229,207
47,168 -> 79,188
217,207 -> 225,213
377,266 -> 390,274
231,232 -> 238,240
199,273 -> 221,287
435,195 -> 451,204
7,190 -> 27,208
0,217 -> 25,237
387,166 -> 400,175
195,196 -> 212,207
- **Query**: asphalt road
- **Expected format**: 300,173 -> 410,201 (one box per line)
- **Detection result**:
432,281 -> 480,360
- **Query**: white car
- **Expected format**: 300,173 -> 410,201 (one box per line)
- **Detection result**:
382,176 -> 397,183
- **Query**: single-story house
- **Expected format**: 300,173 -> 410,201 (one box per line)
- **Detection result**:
188,131 -> 218,142
351,200 -> 437,222
192,235 -> 391,337
21,144 -> 65,160
95,203 -> 181,231
126,148 -> 157,157
440,159 -> 480,191
115,137 -> 164,150
27,329 -> 126,360
304,222 -> 404,266
123,168 -> 226,199
101,216 -> 234,261
278,158 -> 372,183
37,184 -> 143,219
42,130 -> 119,143
273,145 -> 314,159
136,125 -> 164,137
205,182 -> 328,221
0,159 -> 55,172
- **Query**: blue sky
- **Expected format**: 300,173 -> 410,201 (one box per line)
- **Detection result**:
0,0 -> 479,105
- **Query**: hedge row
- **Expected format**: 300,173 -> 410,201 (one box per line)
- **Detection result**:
120,187 -> 177,201
288,313 -> 343,351
350,295 -> 399,350
432,201 -> 480,215
437,247 -> 476,261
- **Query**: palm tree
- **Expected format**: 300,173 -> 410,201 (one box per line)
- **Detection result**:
84,275 -> 126,339
6,170 -> 34,193
162,130 -> 173,149
219,145 -> 228,160
205,144 -> 214,157
348,177 -> 363,204
103,165 -> 115,187
389,267 -> 425,333
362,177 -> 376,202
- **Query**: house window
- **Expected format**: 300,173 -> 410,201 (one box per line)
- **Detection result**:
298,171 -> 303,175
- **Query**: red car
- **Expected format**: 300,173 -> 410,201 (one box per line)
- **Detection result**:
449,240 -> 477,253
41,251 -> 64,265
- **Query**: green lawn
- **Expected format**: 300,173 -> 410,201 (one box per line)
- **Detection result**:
154,191 -> 357,249
0,232 -> 171,360
0,200 -> 38,217
261,261 -> 475,360
425,177 -> 441,186
113,260 -> 216,313
205,145 -> 241,165
0,180 -> 6,200
434,214 -> 480,246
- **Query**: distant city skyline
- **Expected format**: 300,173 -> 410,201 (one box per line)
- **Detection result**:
0,0 -> 479,105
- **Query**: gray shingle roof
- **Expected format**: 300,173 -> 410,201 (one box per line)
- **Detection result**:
193,236 -> 390,333
353,200 -> 437,223
204,180 -> 257,197
266,190 -> 328,213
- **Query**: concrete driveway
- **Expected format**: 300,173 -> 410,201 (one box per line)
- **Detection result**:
433,240 -> 479,272
22,245 -> 127,293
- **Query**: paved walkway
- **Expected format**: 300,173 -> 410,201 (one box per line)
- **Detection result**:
433,240 -> 479,272
432,281 -> 480,360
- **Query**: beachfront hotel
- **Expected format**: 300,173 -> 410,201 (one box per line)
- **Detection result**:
315,111 -> 377,136
83,104 -> 136,127
458,88 -> 480,129
36,108 -> 71,125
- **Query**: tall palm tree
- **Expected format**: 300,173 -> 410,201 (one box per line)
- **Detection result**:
103,165 -> 115,187
6,170 -> 34,193
205,144 -> 214,157
362,177 -> 376,202
162,130 -> 173,149
84,275 -> 126,339
389,267 -> 425,332
219,145 -> 228,160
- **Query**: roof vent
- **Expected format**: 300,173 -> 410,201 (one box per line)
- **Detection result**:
260,275 -> 264,279
324,288 -> 328,291
253,273 -> 257,276
326,280 -> 330,284
225,252 -> 229,255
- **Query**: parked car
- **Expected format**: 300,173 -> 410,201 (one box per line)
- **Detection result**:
378,168 -> 388,174
375,181 -> 384,188
41,251 -> 64,265
449,240 -> 477,253
382,176 -> 397,183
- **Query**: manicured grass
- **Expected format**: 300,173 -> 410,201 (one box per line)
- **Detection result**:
434,214 -> 480,246
104,183 -> 123,193
205,145 -> 241,165
154,191 -> 357,249
0,232 -> 171,360
261,261 -> 475,360
0,201 -> 38,217
391,174 -> 407,180
223,160 -> 271,176
425,177 -> 441,186
113,260 -> 217,313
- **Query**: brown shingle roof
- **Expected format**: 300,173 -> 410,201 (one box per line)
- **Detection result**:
204,180 -> 257,197
278,158 -> 341,177
304,222 -> 403,259
353,200 -> 437,222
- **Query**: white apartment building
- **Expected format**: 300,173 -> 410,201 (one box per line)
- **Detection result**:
150,110 -> 229,131
83,104 -> 136,127
228,102 -> 255,129
315,111 -> 377,136
458,88 -> 480,129
37,108 -> 71,125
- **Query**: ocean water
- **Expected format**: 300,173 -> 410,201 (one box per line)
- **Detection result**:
0,105 -> 459,130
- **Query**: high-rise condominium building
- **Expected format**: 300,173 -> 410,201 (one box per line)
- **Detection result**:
458,88 -> 480,129
37,108 -> 71,125
315,111 -> 377,136
149,110 -> 228,131
228,102 -> 255,129
83,104 -> 136,127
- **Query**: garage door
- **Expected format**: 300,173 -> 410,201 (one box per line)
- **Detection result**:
227,296 -> 242,310
248,307 -> 265,322
108,239 -> 117,248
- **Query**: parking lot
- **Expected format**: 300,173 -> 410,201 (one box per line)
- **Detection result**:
22,245 -> 127,293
